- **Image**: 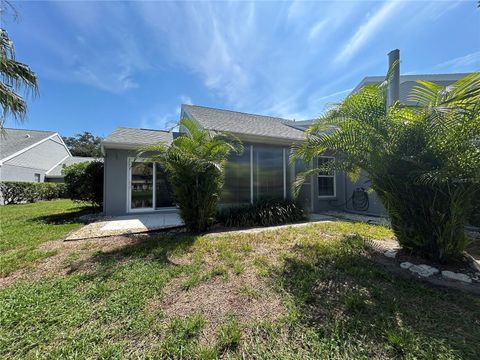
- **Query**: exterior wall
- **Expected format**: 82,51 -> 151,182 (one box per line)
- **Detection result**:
3,135 -> 69,172
343,170 -> 387,216
103,149 -> 133,216
0,164 -> 46,182
312,170 -> 347,213
103,143 -> 387,218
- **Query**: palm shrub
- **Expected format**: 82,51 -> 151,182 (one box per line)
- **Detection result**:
293,71 -> 480,262
140,118 -> 243,233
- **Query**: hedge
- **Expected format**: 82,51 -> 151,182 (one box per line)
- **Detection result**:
0,181 -> 66,205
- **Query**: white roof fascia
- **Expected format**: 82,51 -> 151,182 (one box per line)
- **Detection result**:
45,155 -> 71,175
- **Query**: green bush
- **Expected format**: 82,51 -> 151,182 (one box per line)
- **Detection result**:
468,189 -> 480,227
63,161 -> 103,209
218,199 -> 305,228
0,181 -> 66,204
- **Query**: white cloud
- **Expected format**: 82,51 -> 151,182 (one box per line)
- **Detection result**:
308,20 -> 328,42
179,95 -> 193,106
434,51 -> 480,72
36,2 -> 150,93
335,0 -> 402,64
310,88 -> 353,103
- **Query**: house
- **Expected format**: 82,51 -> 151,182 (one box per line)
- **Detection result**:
0,128 -> 97,183
102,54 -> 468,217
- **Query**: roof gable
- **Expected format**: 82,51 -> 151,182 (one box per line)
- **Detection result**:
0,128 -> 57,162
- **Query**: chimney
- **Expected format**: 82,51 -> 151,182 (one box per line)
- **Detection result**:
387,49 -> 400,107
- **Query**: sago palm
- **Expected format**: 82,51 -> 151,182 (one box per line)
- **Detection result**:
293,70 -> 480,262
140,118 -> 243,233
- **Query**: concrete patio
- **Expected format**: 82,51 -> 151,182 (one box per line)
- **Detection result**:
65,212 -> 183,240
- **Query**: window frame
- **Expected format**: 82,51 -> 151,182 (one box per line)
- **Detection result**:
317,156 -> 336,198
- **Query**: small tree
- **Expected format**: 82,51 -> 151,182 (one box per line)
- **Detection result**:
140,118 -> 243,233
63,161 -> 103,209
63,131 -> 103,157
293,71 -> 480,262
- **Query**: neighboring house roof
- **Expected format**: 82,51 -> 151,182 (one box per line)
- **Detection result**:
182,104 -> 306,142
102,127 -> 174,150
45,156 -> 100,178
284,119 -> 315,130
352,73 -> 469,105
0,128 -> 60,162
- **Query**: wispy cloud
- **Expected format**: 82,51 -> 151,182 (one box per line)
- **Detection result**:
308,20 -> 328,42
32,2 -> 149,93
335,0 -> 402,64
434,51 -> 480,72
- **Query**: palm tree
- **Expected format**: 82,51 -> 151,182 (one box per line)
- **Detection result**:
293,71 -> 480,262
140,118 -> 243,233
1,2 -> 38,129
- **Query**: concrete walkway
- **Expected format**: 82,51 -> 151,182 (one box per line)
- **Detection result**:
65,212 -> 183,240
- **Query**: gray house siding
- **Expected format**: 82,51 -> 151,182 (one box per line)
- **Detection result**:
0,164 -> 46,182
103,149 -> 132,216
343,171 -> 386,216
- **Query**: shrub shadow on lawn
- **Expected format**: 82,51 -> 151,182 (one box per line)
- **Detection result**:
68,233 -> 197,280
276,235 -> 480,359
32,207 -> 93,225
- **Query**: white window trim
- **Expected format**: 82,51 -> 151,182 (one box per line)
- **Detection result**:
317,156 -> 336,199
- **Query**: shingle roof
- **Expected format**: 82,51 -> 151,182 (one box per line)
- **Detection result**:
0,128 -> 56,161
45,156 -> 100,178
352,73 -> 470,105
182,105 -> 306,141
102,127 -> 174,148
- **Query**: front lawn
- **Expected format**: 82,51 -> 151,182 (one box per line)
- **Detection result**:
0,199 -> 88,276
0,201 -> 478,359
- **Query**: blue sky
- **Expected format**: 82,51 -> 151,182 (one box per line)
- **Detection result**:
5,0 -> 480,137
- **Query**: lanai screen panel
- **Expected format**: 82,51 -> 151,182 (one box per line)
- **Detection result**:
221,146 -> 251,204
253,145 -> 284,201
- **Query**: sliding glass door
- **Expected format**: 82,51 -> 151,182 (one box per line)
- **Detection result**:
128,159 -> 175,212
155,165 -> 174,208
130,162 -> 154,210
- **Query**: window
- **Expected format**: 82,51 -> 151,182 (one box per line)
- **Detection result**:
317,157 -> 335,197
34,173 -> 41,183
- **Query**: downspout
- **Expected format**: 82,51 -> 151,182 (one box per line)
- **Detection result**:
387,49 -> 400,107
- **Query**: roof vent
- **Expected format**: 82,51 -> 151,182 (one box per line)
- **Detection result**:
25,134 -> 31,138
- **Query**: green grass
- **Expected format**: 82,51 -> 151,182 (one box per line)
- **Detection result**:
0,199 -> 88,276
0,201 -> 479,359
